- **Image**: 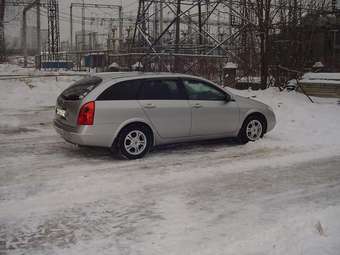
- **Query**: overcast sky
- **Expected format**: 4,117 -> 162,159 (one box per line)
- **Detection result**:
5,0 -> 137,42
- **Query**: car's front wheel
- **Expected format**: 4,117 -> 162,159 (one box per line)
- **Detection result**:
115,125 -> 152,159
237,115 -> 265,144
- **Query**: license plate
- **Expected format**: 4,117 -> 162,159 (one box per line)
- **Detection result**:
56,107 -> 66,118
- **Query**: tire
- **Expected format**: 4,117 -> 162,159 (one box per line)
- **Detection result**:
237,115 -> 265,144
114,124 -> 152,160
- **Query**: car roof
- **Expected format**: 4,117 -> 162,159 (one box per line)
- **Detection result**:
92,72 -> 204,82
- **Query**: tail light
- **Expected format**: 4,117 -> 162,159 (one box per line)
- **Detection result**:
77,101 -> 95,125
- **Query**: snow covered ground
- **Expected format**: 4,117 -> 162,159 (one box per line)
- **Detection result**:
0,64 -> 340,255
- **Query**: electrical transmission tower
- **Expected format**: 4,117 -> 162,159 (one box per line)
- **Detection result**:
131,0 -> 254,76
132,0 -> 333,84
47,0 -> 59,59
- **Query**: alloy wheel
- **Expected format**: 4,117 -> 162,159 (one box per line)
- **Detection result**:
124,130 -> 147,156
246,120 -> 263,141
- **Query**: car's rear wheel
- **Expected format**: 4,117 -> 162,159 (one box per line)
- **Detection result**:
115,125 -> 152,159
237,115 -> 265,144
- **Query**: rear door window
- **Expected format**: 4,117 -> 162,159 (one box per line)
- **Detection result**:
96,80 -> 141,100
61,76 -> 102,100
138,79 -> 186,100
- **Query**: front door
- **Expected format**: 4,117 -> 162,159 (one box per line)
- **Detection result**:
182,79 -> 239,136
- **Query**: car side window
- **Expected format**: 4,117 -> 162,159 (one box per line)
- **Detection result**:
96,80 -> 141,100
138,79 -> 186,100
183,79 -> 226,101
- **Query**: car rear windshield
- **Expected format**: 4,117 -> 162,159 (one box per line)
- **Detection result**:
61,76 -> 103,100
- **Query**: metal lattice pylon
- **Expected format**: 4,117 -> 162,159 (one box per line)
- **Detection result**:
131,0 -> 256,74
47,0 -> 60,60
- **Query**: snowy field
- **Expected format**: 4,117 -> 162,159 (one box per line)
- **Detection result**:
0,64 -> 340,255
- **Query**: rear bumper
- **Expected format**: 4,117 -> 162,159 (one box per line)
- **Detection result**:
54,120 -> 87,146
53,119 -> 113,147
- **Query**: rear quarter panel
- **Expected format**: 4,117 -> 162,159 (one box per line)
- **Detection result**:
94,100 -> 154,147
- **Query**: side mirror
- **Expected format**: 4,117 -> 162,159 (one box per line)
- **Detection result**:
224,93 -> 233,102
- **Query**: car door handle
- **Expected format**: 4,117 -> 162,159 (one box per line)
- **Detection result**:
144,103 -> 156,109
192,103 -> 202,108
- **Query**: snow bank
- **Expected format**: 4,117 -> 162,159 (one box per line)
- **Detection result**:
0,77 -> 76,111
0,64 -> 84,111
229,87 -> 340,151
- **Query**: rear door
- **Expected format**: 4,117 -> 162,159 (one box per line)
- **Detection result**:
138,78 -> 191,138
94,79 -> 143,126
56,76 -> 102,127
182,79 -> 239,136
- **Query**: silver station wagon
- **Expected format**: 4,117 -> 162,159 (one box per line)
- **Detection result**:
54,73 -> 276,159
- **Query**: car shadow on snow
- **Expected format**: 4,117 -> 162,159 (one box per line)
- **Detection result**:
152,138 -> 239,154
0,126 -> 38,135
64,138 -> 240,161
62,144 -> 112,159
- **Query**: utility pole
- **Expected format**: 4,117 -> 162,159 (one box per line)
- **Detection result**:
70,4 -> 73,50
36,0 -> 41,55
81,0 -> 85,51
228,0 -> 235,60
205,0 -> 210,40
331,29 -> 338,71
175,0 -> 181,70
154,2 -> 159,41
22,8 -> 27,66
0,0 -> 5,62
159,0 -> 163,46
217,10 -> 221,55
197,0 -> 203,54
118,6 -> 123,50
188,10 -> 192,44
140,0 -> 146,46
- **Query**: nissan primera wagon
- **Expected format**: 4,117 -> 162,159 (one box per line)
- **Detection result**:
54,73 -> 276,159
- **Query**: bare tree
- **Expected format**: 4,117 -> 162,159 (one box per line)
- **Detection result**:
251,0 -> 333,88
254,0 -> 273,88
